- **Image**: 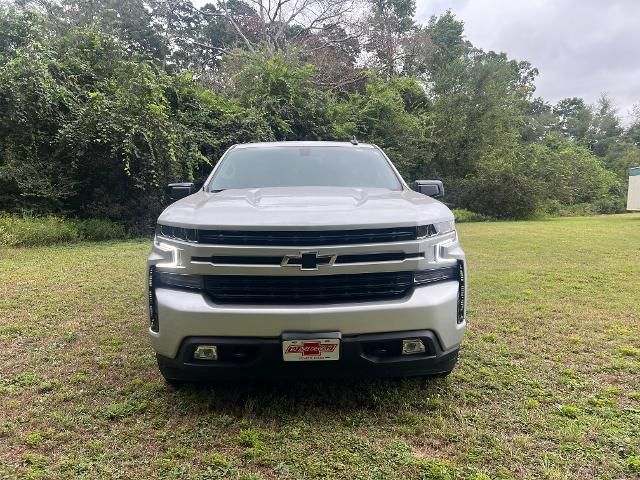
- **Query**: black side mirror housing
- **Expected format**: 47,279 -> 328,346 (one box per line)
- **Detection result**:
167,182 -> 195,203
415,180 -> 444,198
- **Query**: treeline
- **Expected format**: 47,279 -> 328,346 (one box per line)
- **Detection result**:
1,0 -> 638,232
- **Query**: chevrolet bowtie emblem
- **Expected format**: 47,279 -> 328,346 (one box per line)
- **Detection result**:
281,251 -> 337,270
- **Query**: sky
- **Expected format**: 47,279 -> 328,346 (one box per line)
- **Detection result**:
415,0 -> 640,122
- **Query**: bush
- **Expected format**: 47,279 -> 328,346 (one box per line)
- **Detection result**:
543,199 -> 562,216
0,215 -> 79,246
545,197 -> 626,217
452,209 -> 492,223
72,218 -> 126,241
0,215 -> 127,247
459,159 -> 544,219
528,137 -> 621,206
592,196 -> 626,214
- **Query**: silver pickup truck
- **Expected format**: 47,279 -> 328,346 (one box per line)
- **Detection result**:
146,141 -> 466,383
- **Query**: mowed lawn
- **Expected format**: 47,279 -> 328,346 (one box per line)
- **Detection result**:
1,215 -> 639,480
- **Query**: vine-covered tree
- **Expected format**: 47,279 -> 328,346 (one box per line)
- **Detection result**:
0,0 -> 636,229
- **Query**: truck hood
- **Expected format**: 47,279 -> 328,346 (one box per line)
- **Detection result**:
158,187 -> 454,229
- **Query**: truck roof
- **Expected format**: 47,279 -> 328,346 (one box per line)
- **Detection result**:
232,141 -> 375,149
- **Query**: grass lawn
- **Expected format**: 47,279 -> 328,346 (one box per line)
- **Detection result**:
1,214 -> 639,479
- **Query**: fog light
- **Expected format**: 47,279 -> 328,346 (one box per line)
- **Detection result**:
194,345 -> 218,360
402,339 -> 426,355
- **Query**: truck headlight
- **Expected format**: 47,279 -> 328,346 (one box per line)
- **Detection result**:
415,221 -> 455,240
415,224 -> 437,239
433,220 -> 455,235
156,224 -> 199,243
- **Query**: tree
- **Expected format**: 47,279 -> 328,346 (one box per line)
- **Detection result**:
522,97 -> 558,142
553,97 -> 592,141
0,41 -> 77,212
427,9 -> 465,74
427,48 -> 534,186
0,0 -> 633,224
625,104 -> 640,147
364,0 -> 419,77
589,94 -> 623,157
298,24 -> 363,90
353,75 -> 431,176
529,135 -> 620,205
0,5 -> 268,230
603,141 -> 640,182
45,0 -> 170,61
224,53 -> 352,140
190,0 -> 359,55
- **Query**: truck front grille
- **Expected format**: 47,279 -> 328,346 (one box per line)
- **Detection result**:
192,252 -> 423,266
197,227 -> 421,246
202,271 -> 413,304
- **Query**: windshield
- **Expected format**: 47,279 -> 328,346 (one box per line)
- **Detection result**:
207,146 -> 403,191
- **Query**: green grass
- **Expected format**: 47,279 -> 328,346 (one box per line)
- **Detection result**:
1,214 -> 639,479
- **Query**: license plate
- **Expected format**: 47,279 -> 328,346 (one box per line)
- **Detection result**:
282,338 -> 340,361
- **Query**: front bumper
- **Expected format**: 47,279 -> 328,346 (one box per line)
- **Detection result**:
150,280 -> 465,359
156,330 -> 460,380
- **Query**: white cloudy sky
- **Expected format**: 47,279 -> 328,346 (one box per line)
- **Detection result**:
416,0 -> 640,122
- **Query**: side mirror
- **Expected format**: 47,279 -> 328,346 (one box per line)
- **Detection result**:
167,182 -> 195,202
415,180 -> 444,198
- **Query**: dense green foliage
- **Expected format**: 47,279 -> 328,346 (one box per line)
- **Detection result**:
0,0 -> 638,231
